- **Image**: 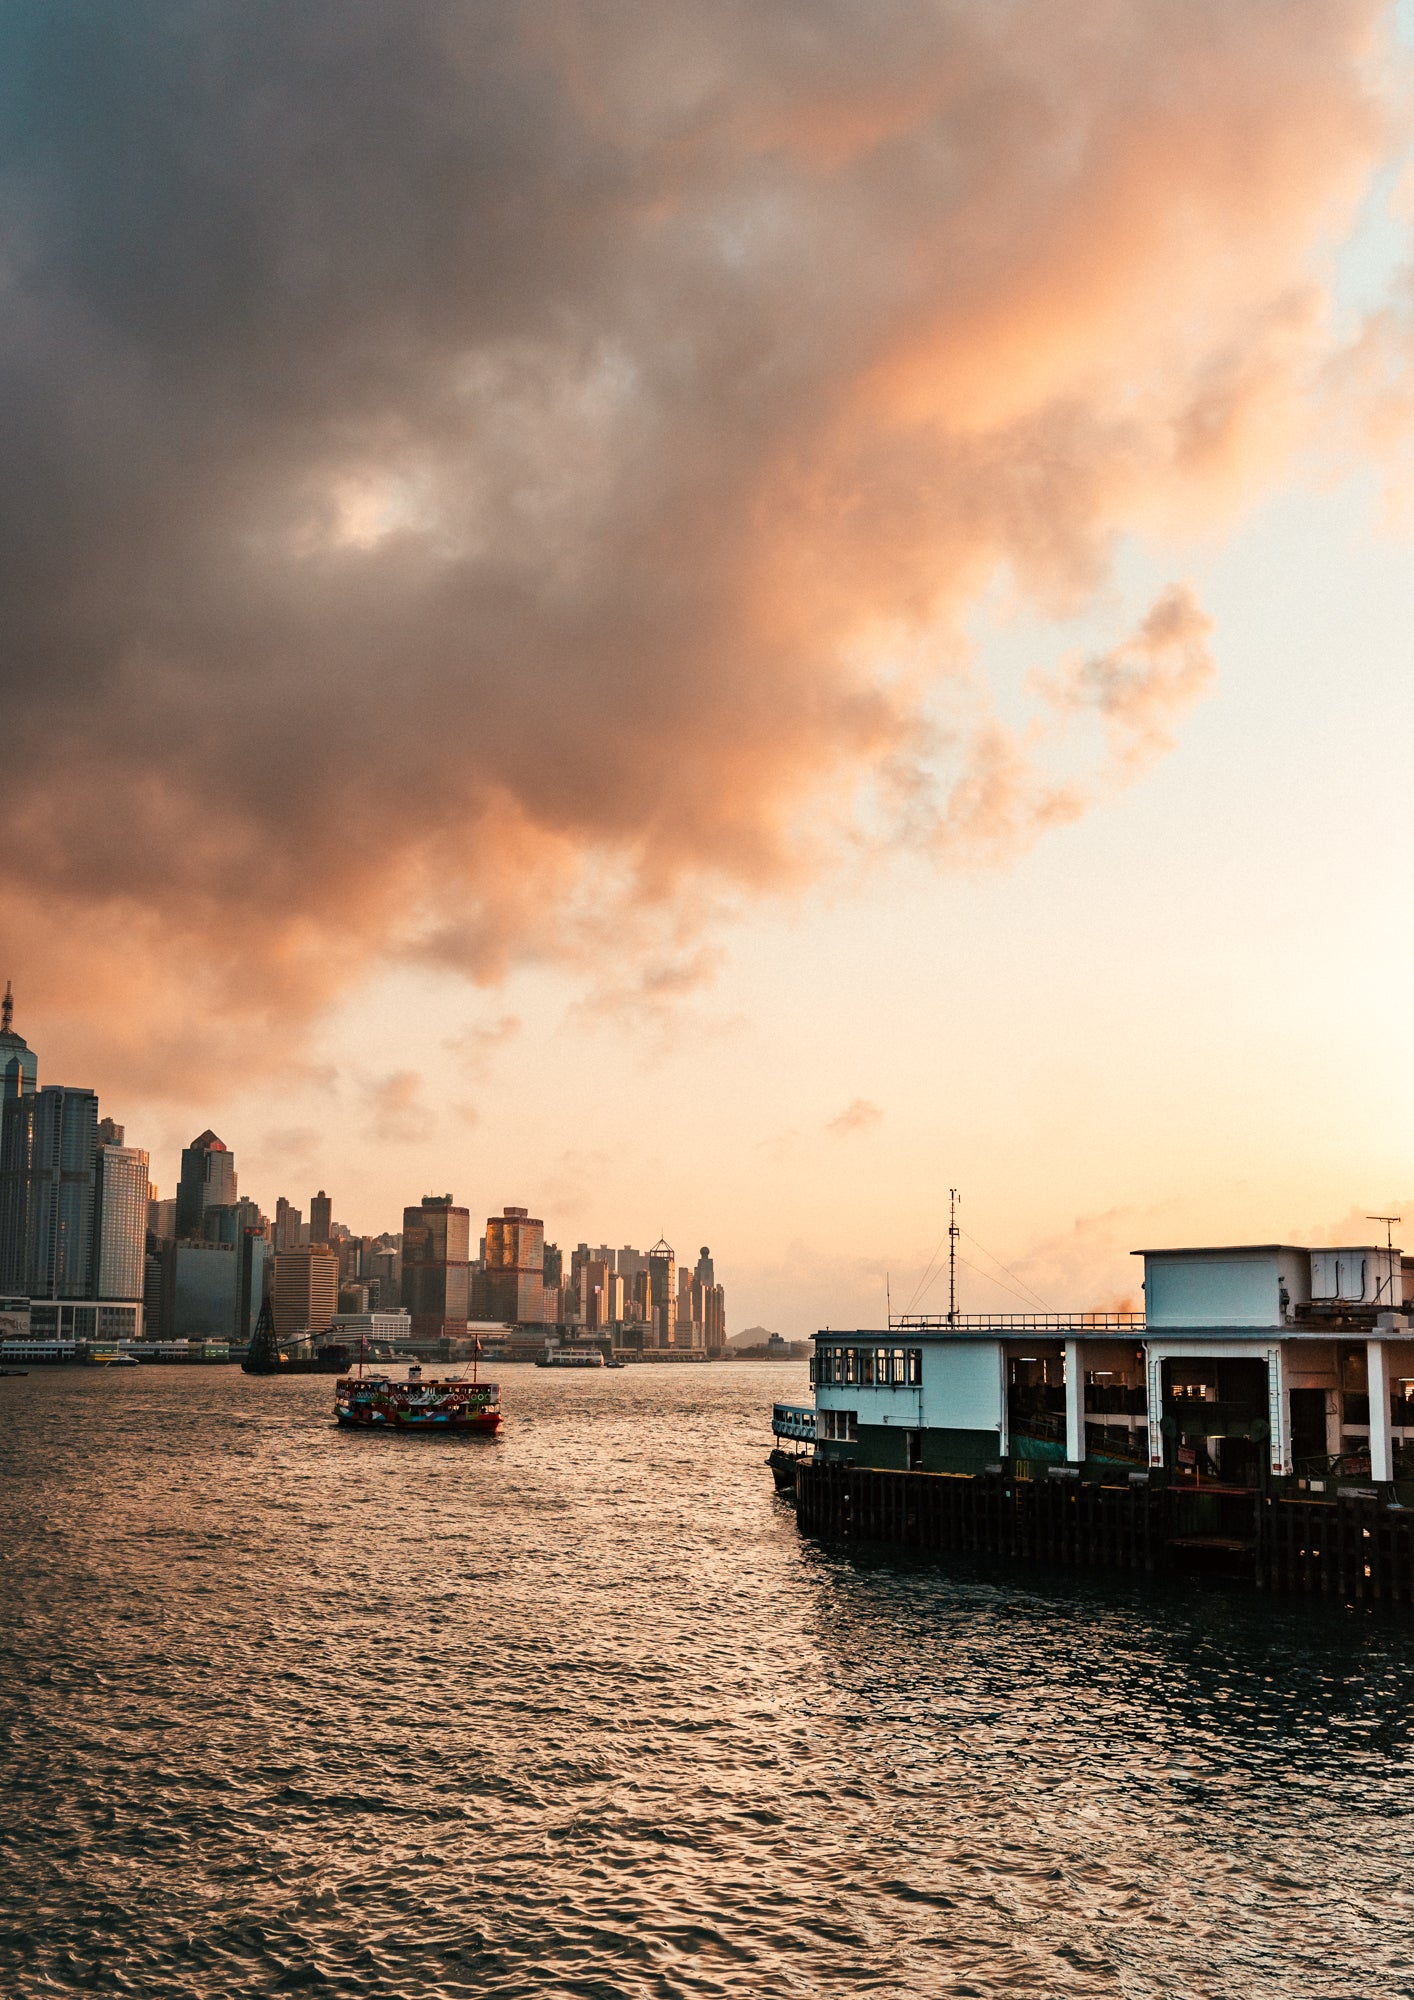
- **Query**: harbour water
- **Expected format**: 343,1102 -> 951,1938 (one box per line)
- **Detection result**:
2,1364 -> 1413,1998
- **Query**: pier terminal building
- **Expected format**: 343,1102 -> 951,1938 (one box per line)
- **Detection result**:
786,1241 -> 1414,1597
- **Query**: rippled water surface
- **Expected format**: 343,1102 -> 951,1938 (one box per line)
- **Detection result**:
4,1364 -> 1414,1998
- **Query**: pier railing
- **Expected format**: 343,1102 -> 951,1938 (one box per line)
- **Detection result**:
888,1311 -> 1146,1333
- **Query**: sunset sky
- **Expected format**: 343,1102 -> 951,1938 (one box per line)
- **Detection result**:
8,2 -> 1414,1333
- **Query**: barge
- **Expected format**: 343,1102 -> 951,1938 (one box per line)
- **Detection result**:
787,1236 -> 1414,1601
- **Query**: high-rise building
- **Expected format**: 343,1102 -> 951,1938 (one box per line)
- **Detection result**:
694,1246 -> 715,1288
93,1144 -> 149,1301
0,1085 -> 99,1298
0,982 -> 37,1103
479,1206 -> 547,1323
272,1244 -> 339,1341
309,1189 -> 332,1246
273,1196 -> 303,1252
401,1195 -> 470,1341
148,1194 -> 177,1241
96,1116 -> 125,1147
175,1131 -> 236,1239
648,1237 -> 676,1348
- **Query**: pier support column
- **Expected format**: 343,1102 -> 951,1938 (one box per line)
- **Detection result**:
1368,1340 -> 1393,1484
1064,1339 -> 1084,1464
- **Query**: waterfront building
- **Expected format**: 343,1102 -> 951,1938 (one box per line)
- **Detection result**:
0,1084 -> 99,1299
648,1238 -> 676,1348
309,1189 -> 332,1245
402,1194 -> 470,1341
165,1230 -> 268,1344
272,1244 -> 338,1341
329,1309 -> 413,1349
175,1130 -> 236,1239
0,982 -> 37,1103
93,1144 -> 149,1301
793,1238 -> 1414,1594
480,1205 -> 548,1323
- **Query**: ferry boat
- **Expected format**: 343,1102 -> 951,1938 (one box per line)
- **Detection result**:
535,1342 -> 606,1368
334,1361 -> 502,1432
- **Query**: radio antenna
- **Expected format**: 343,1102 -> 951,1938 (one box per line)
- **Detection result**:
1368,1213 -> 1401,1303
948,1188 -> 960,1326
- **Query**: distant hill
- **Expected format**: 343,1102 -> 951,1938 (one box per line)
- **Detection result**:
726,1325 -> 776,1349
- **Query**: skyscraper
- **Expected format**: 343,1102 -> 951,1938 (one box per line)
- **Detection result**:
694,1246 -> 715,1288
175,1131 -> 237,1239
273,1196 -> 302,1252
272,1244 -> 338,1341
402,1194 -> 470,1342
648,1237 -> 676,1348
309,1189 -> 332,1245
480,1206 -> 547,1323
0,1085 -> 99,1298
93,1144 -> 150,1300
0,981 -> 37,1103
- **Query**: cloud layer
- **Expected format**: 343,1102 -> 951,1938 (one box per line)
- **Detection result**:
0,0 -> 1392,1086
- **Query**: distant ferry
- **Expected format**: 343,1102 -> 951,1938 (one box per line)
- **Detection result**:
335,1362 -> 501,1432
536,1344 -> 606,1369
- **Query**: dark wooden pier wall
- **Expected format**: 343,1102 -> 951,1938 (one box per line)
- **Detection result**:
795,1462 -> 1414,1602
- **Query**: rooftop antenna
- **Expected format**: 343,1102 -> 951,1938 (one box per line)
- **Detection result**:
886,1270 -> 892,1328
1,981 -> 11,1036
948,1188 -> 960,1327
1369,1212 -> 1401,1303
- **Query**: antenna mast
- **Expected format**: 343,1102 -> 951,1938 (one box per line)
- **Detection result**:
1368,1213 -> 1401,1303
948,1188 -> 959,1326
1,981 -> 11,1036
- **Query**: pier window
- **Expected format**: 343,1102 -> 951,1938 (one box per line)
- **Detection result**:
907,1349 -> 922,1385
860,1348 -> 874,1385
844,1347 -> 858,1384
890,1347 -> 906,1384
819,1408 -> 858,1442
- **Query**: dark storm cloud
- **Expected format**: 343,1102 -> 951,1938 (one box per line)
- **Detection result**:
0,0 -> 1390,1085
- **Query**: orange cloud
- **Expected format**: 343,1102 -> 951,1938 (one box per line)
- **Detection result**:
0,0 -> 1396,1093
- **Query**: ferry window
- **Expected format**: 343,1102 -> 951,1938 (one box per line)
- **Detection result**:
860,1348 -> 874,1385
846,1410 -> 858,1440
875,1347 -> 889,1385
891,1348 -> 905,1384
808,1356 -> 817,1386
845,1347 -> 858,1384
907,1349 -> 922,1385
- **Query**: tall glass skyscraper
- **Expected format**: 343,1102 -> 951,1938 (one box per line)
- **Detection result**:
0,1085 -> 100,1298
93,1144 -> 150,1300
0,981 -> 38,1104
175,1130 -> 237,1239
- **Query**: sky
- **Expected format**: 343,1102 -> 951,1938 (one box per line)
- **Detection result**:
7,1 -> 1414,1334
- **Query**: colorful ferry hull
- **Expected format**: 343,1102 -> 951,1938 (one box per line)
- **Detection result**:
335,1373 -> 502,1432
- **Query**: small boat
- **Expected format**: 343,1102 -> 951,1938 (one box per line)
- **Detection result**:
335,1360 -> 501,1433
0,1369 -> 28,1378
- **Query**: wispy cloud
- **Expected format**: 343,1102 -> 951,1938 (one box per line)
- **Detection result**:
826,1098 -> 883,1138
